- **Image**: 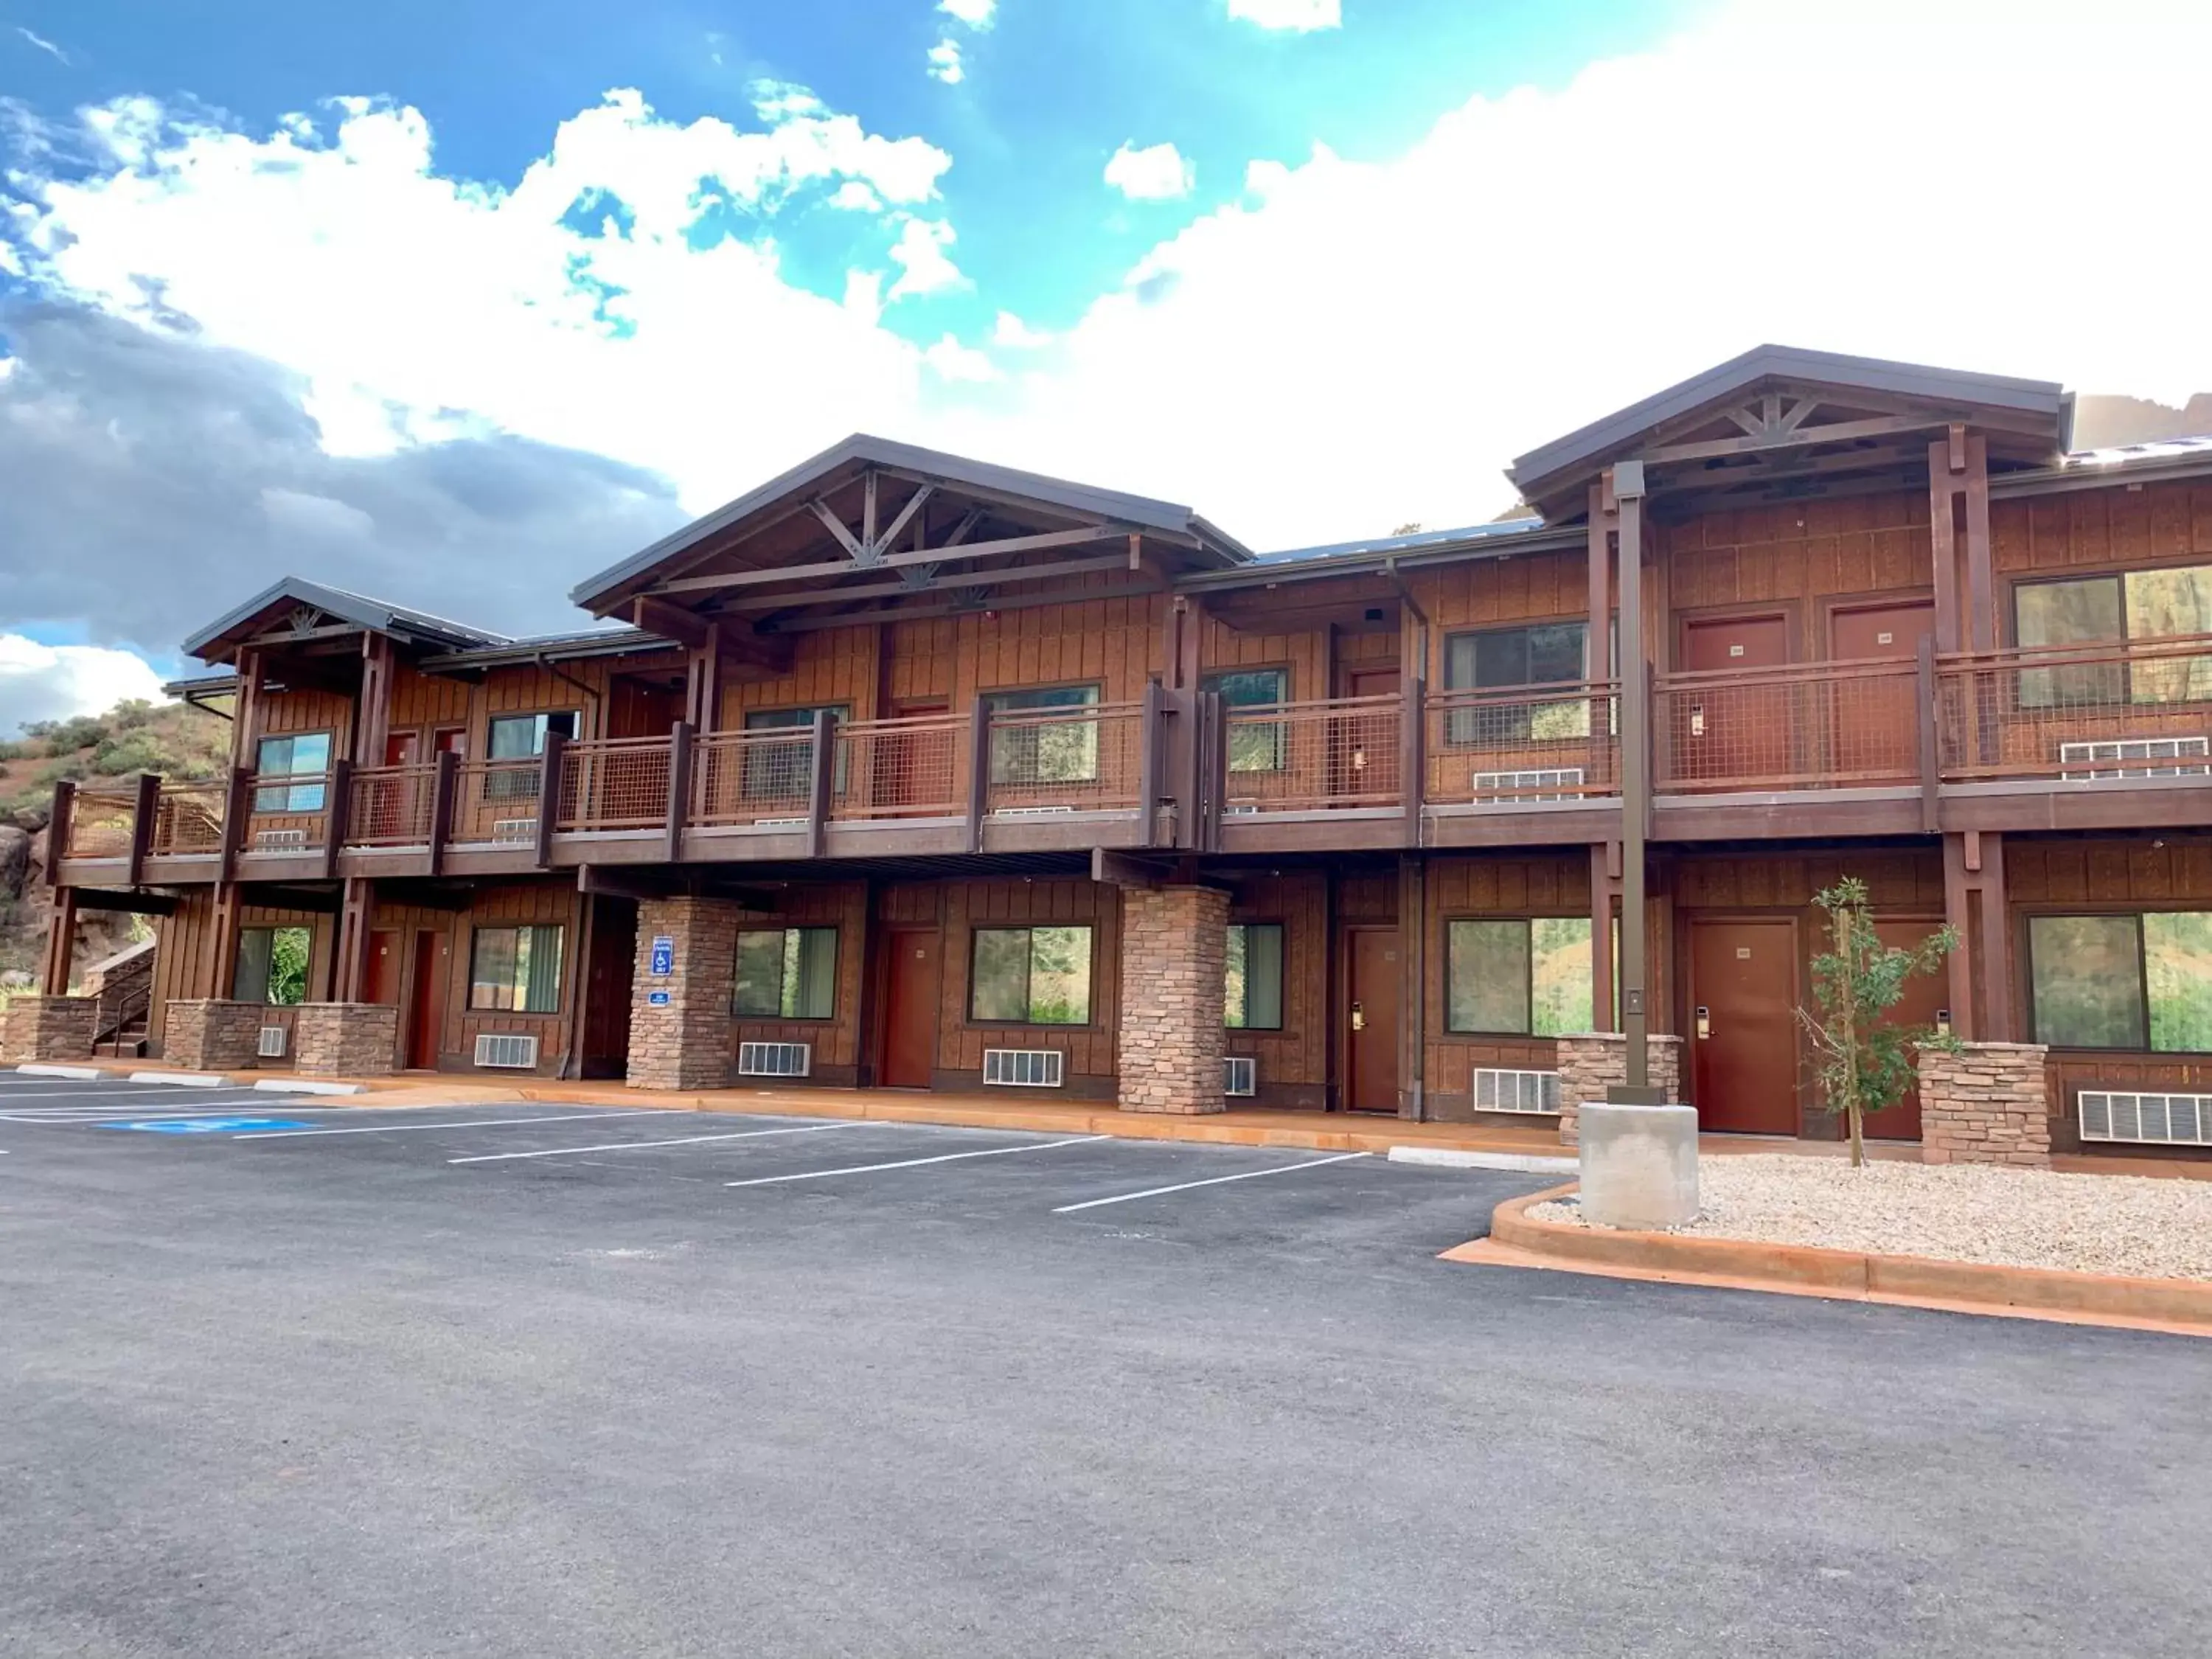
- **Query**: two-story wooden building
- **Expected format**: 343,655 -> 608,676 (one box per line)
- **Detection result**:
21,347 -> 2212,1164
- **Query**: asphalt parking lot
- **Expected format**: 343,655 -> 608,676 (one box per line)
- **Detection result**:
3,1072 -> 2208,1658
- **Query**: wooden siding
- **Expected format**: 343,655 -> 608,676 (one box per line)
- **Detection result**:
1422,855 -> 1590,1120
148,889 -> 335,1066
1411,548 -> 1588,669
936,877 -> 1121,1091
1222,872 -> 1326,1106
1992,479 -> 2212,581
441,881 -> 582,1074
385,662 -> 471,739
728,881 -> 870,1082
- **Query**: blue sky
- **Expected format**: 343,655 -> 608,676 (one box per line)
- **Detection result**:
0,0 -> 2208,731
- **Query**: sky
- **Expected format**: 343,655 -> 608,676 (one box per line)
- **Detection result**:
1,0 -> 2209,733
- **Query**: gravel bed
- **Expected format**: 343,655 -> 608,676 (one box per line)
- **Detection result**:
1528,1155 -> 2212,1281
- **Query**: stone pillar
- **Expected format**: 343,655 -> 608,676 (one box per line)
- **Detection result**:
0,995 -> 98,1062
1918,1041 -> 2051,1168
1116,884 -> 1228,1115
1555,1032 -> 1685,1147
292,1003 -> 400,1077
161,999 -> 266,1073
626,895 -> 743,1091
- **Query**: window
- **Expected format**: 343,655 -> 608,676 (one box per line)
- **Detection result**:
984,685 -> 1100,785
732,927 -> 838,1020
253,733 -> 332,812
2014,565 -> 2212,707
1443,623 -> 1589,744
741,706 -> 848,800
485,712 -> 579,799
233,925 -> 311,1006
2028,913 -> 2212,1051
970,925 -> 1093,1024
1206,669 -> 1289,773
467,924 -> 566,1013
1224,922 -> 1284,1030
1445,917 -> 1593,1036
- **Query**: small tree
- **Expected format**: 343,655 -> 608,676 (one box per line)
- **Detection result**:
1797,878 -> 1957,1167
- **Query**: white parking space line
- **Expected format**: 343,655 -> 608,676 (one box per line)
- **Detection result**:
449,1121 -> 872,1165
0,1102 -> 345,1122
722,1134 -> 1107,1189
1051,1152 -> 1367,1214
240,1110 -> 687,1141
0,1085 -> 315,1103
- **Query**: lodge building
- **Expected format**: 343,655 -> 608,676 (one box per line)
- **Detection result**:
18,346 -> 2212,1164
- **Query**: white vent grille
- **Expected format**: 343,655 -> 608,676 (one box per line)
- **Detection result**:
737,1040 -> 812,1078
2059,736 -> 2209,780
252,827 -> 309,849
490,818 -> 538,844
1223,1055 -> 1258,1097
1223,804 -> 1262,816
752,816 -> 809,828
1472,1067 -> 1562,1115
473,1033 -> 540,1070
1472,768 -> 1585,803
983,1048 -> 1065,1088
2079,1090 -> 2212,1146
256,1024 -> 288,1059
989,804 -> 1077,818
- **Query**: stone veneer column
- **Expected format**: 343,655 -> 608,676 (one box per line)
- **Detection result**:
292,1003 -> 400,1077
0,995 -> 98,1062
1554,1032 -> 1685,1147
1917,1041 -> 2051,1167
161,999 -> 267,1072
626,895 -> 744,1091
1116,885 -> 1229,1115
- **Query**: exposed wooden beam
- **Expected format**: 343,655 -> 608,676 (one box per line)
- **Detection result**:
1643,411 -> 1952,465
653,525 -> 1124,596
1723,405 -> 1765,437
71,887 -> 181,917
574,864 -> 776,906
809,498 -> 869,562
630,595 -> 713,650
875,483 -> 934,559
768,571 -> 1158,633
722,552 -> 1135,616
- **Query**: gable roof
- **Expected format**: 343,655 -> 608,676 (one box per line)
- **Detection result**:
568,432 -> 1252,613
1508,344 -> 2073,519
181,577 -> 509,663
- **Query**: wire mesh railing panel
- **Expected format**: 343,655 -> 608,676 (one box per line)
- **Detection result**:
832,715 -> 965,821
150,782 -> 228,856
1424,684 -> 1618,804
241,773 -> 333,850
1222,696 -> 1402,812
555,737 -> 673,832
451,761 -> 546,844
64,787 -> 139,858
1938,633 -> 2212,784
691,730 -> 818,827
348,765 -> 436,846
984,703 -> 1144,815
1654,661 -> 1922,793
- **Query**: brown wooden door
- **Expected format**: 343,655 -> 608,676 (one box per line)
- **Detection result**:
1332,666 -> 1401,802
1678,615 -> 1790,786
1688,919 -> 1798,1135
882,928 -> 942,1088
1829,601 -> 1933,785
1860,917 -> 1947,1141
1346,927 -> 1401,1113
406,929 -> 449,1071
580,899 -> 638,1079
364,930 -> 403,1004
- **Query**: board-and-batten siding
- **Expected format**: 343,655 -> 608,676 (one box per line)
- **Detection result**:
1223,872 -> 1326,1107
147,889 -> 335,1066
1994,479 -> 2212,580
1422,854 -> 1590,1120
728,881 -> 870,1082
438,881 -> 583,1074
933,877 -> 1121,1093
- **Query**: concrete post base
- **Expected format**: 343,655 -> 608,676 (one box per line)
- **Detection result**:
1577,1102 -> 1700,1230
0,995 -> 99,1062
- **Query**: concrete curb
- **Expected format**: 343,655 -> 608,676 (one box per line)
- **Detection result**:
1386,1147 -> 1578,1174
125,1071 -> 231,1088
252,1079 -> 366,1096
14,1063 -> 102,1079
1462,1183 -> 2212,1335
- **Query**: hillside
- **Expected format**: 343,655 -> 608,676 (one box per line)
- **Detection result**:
2073,392 -> 2212,451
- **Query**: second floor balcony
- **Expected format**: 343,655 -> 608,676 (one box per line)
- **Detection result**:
52,634 -> 2212,887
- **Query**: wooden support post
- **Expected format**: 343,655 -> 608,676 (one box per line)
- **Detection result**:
321,758 -> 352,879
219,765 -> 251,881
1929,436 -> 1961,654
44,779 -> 75,887
209,880 -> 243,1004
40,886 -> 78,994
1941,832 -> 1977,1042
805,709 -> 834,858
532,728 -> 566,869
1398,853 -> 1426,1119
355,633 -> 394,767
127,772 -> 159,888
1136,679 -> 1164,849
686,625 -> 726,732
1916,633 -> 1941,832
966,705 -> 992,852
1399,667 -> 1425,846
1590,841 -> 1617,1034
1611,470 -> 1659,1099
1200,689 -> 1228,853
1976,831 -> 2012,1042
665,720 -> 694,863
1964,434 -> 1994,653
335,876 -> 375,1004
428,748 -> 458,878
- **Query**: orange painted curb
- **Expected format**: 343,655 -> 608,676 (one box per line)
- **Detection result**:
1464,1184 -> 2212,1335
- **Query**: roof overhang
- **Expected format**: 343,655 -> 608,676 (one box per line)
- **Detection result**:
181,577 -> 507,666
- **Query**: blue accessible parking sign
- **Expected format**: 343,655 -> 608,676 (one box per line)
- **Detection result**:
650,936 -> 675,976
101,1119 -> 316,1134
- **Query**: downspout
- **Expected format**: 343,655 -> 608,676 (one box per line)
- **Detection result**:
534,652 -> 603,732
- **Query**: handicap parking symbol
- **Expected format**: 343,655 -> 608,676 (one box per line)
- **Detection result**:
100,1118 -> 316,1134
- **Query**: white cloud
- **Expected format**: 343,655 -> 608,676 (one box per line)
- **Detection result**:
992,312 -> 1054,349
939,0 -> 996,26
0,637 -> 163,736
886,216 -> 967,299
1226,0 -> 1339,32
925,39 -> 964,84
827,180 -> 883,212
13,26 -> 69,65
4,0 -> 2211,572
923,334 -> 998,383
1104,140 -> 1194,202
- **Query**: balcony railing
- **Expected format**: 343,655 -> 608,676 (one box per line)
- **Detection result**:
691,727 -> 819,828
451,759 -> 544,845
832,713 -> 964,821
556,737 -> 672,833
241,771 -> 333,852
1425,682 -> 1619,804
1653,659 -> 1924,793
1222,695 -> 1402,813
150,782 -> 228,856
1937,633 -> 2212,785
348,764 -> 437,847
63,785 -> 140,859
985,701 -> 1145,815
